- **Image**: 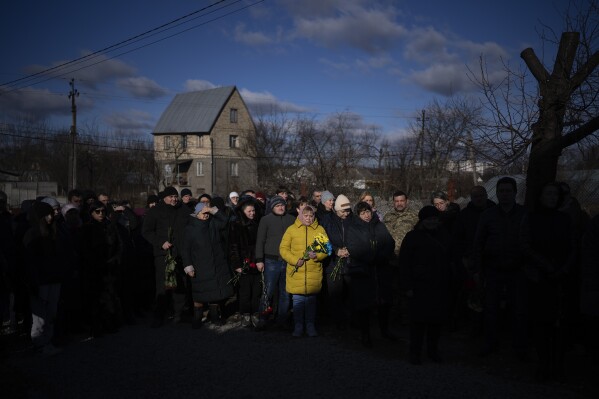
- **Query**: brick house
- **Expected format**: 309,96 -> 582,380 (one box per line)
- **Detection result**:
152,86 -> 257,196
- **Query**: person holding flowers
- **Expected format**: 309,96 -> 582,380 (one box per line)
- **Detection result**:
229,199 -> 261,328
254,195 -> 295,329
280,205 -> 331,337
321,194 -> 353,330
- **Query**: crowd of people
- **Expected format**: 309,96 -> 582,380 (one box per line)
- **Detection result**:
0,179 -> 598,382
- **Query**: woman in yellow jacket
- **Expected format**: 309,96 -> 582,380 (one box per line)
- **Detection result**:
280,205 -> 329,337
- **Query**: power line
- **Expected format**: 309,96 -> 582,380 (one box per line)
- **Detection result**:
0,131 -> 155,152
1,0 -> 264,93
0,0 -> 231,89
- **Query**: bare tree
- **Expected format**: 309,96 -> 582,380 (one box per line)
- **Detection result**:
473,0 -> 599,206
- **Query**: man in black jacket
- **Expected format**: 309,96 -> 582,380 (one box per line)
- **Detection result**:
141,186 -> 184,327
473,177 -> 529,358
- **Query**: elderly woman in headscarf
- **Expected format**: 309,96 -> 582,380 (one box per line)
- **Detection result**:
182,202 -> 233,328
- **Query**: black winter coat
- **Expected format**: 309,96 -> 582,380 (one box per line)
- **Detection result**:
182,212 -> 233,302
399,223 -> 452,323
321,213 -> 351,273
452,199 -> 496,266
229,216 -> 259,273
23,226 -> 67,288
141,202 -> 180,257
521,208 -> 573,322
581,214 -> 599,317
345,216 -> 376,276
80,219 -> 123,282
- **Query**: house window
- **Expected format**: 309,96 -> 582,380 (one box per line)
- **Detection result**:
197,135 -> 204,148
164,136 -> 171,150
196,161 -> 204,176
229,135 -> 239,148
230,162 -> 239,177
230,108 -> 238,123
181,135 -> 187,149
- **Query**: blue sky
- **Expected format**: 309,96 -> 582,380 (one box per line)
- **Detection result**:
0,0 -> 571,140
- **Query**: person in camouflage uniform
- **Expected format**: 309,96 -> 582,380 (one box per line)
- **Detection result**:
383,190 -> 419,324
383,191 -> 419,256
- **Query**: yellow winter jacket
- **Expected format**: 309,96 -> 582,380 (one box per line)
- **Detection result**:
280,218 -> 329,295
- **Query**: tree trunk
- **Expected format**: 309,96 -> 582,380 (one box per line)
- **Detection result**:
525,137 -> 562,207
521,32 -> 579,208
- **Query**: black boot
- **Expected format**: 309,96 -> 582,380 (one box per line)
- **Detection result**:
209,304 -> 222,325
192,307 -> 203,329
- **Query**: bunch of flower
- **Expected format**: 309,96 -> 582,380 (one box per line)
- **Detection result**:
259,271 -> 272,317
330,256 -> 345,282
290,233 -> 333,276
164,227 -> 177,289
227,258 -> 257,286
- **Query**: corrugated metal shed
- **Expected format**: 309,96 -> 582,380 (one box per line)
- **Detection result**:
153,86 -> 235,134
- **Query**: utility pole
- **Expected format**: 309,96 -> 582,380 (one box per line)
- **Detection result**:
467,131 -> 477,186
210,136 -> 215,194
68,78 -> 79,192
416,109 -> 427,198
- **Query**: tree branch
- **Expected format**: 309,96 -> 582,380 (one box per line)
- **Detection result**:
552,32 -> 579,80
561,115 -> 599,149
521,48 -> 550,84
571,50 -> 599,90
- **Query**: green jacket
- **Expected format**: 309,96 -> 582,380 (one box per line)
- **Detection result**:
383,208 -> 419,256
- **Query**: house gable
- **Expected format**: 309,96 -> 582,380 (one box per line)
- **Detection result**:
153,86 -> 236,134
152,86 -> 257,194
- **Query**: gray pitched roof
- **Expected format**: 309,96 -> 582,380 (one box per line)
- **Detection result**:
153,86 -> 235,134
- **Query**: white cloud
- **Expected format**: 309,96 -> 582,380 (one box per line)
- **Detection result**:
293,6 -> 407,54
404,27 -> 455,63
282,0 -> 371,18
24,52 -> 137,89
400,27 -> 509,96
239,88 -> 308,115
117,77 -> 168,99
234,23 -> 274,46
408,63 -> 476,95
183,79 -> 217,92
0,86 -> 94,122
103,109 -> 155,133
319,58 -> 352,72
458,40 -> 509,59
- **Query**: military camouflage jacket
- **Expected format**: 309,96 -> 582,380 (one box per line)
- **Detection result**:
383,208 -> 419,256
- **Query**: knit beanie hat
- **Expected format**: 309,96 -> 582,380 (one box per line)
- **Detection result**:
146,195 -> 159,206
269,195 -> 286,210
255,192 -> 266,202
321,191 -> 334,203
191,202 -> 206,217
163,186 -> 179,197
61,203 -> 79,218
181,188 -> 193,197
41,197 -> 60,209
334,194 -> 351,212
229,191 -> 239,199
